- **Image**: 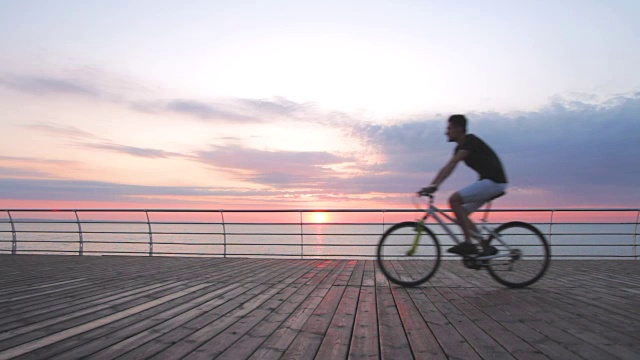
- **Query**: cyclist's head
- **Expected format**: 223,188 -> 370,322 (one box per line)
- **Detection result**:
448,114 -> 467,133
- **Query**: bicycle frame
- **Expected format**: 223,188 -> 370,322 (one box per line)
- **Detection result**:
414,195 -> 514,261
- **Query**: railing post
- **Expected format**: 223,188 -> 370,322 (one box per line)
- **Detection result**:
300,211 -> 304,259
145,211 -> 153,256
382,210 -> 386,236
7,211 -> 17,255
548,210 -> 555,246
634,210 -> 639,260
74,211 -> 83,256
220,210 -> 226,258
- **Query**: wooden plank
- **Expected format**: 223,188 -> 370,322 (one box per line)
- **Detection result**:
533,289 -> 640,349
376,286 -> 413,359
361,260 -> 375,287
468,287 -> 613,360
0,279 -> 166,330
0,280 -> 94,304
438,261 -> 494,288
458,287 -> 584,360
348,286 -> 378,359
442,287 -> 548,359
214,262 -> 332,360
333,260 -> 357,286
427,287 -> 515,360
387,260 -> 411,285
106,260 -> 314,360
0,279 -> 86,298
314,286 -> 360,359
0,283 -> 211,359
316,260 -> 347,288
509,288 -> 640,359
154,284 -> 280,359
433,262 -> 471,287
347,259 -> 364,287
373,260 -> 389,287
44,283 -> 243,360
549,286 -> 640,324
247,261 -> 347,359
176,261 -> 325,359
0,281 -> 196,353
391,287 -> 446,358
31,259 -> 307,360
414,287 -> 482,360
279,285 -> 347,359
0,281 -> 178,344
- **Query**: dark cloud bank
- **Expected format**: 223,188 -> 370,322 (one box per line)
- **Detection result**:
349,94 -> 640,207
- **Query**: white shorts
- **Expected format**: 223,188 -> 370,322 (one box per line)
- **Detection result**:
458,179 -> 507,213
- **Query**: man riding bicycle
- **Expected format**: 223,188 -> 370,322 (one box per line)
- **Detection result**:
420,114 -> 508,256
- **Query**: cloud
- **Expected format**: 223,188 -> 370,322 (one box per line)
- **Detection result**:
23,122 -> 102,140
22,122 -> 182,159
0,178 -> 341,207
79,143 -> 183,159
191,143 -> 431,197
346,93 -> 640,206
127,91 -> 640,206
351,120 -> 452,173
195,145 -> 353,187
0,155 -> 78,166
473,94 -> 640,190
0,156 -> 81,180
236,97 -> 309,117
134,99 -> 258,123
0,178 -> 277,203
2,72 -> 344,124
0,75 -> 99,97
0,167 -> 51,178
134,96 -> 316,124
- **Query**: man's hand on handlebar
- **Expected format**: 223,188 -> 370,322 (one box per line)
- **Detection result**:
418,185 -> 438,196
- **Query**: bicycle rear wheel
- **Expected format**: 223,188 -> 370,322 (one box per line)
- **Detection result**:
486,221 -> 550,288
377,221 -> 441,287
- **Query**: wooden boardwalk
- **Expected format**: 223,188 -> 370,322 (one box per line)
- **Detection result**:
0,256 -> 639,359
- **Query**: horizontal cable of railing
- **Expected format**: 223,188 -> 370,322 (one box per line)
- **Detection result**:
1,208 -> 638,259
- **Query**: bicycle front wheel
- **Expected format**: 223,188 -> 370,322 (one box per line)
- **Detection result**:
377,221 -> 441,287
486,221 -> 550,288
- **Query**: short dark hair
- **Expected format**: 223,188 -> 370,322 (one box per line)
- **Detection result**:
448,114 -> 467,132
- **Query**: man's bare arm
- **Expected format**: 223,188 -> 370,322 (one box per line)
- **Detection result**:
428,149 -> 469,189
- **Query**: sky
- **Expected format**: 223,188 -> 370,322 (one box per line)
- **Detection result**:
0,0 -> 639,210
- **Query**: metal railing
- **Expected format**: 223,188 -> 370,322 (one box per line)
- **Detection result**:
1,208 -> 638,259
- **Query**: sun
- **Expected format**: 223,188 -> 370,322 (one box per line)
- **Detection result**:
311,212 -> 328,223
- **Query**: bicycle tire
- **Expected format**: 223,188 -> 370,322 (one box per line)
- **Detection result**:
377,221 -> 441,287
486,221 -> 550,288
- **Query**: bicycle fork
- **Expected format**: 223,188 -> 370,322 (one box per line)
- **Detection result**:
407,221 -> 424,256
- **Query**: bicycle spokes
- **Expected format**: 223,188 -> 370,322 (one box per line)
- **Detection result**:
377,221 -> 441,287
485,222 -> 550,288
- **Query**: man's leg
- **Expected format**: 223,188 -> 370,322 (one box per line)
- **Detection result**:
447,180 -> 505,256
450,192 -> 479,243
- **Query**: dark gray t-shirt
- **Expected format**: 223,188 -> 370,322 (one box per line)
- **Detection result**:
455,134 -> 507,183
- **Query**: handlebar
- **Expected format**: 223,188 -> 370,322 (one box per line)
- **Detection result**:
413,192 -> 435,209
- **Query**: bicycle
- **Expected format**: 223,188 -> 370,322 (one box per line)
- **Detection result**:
376,192 -> 550,288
